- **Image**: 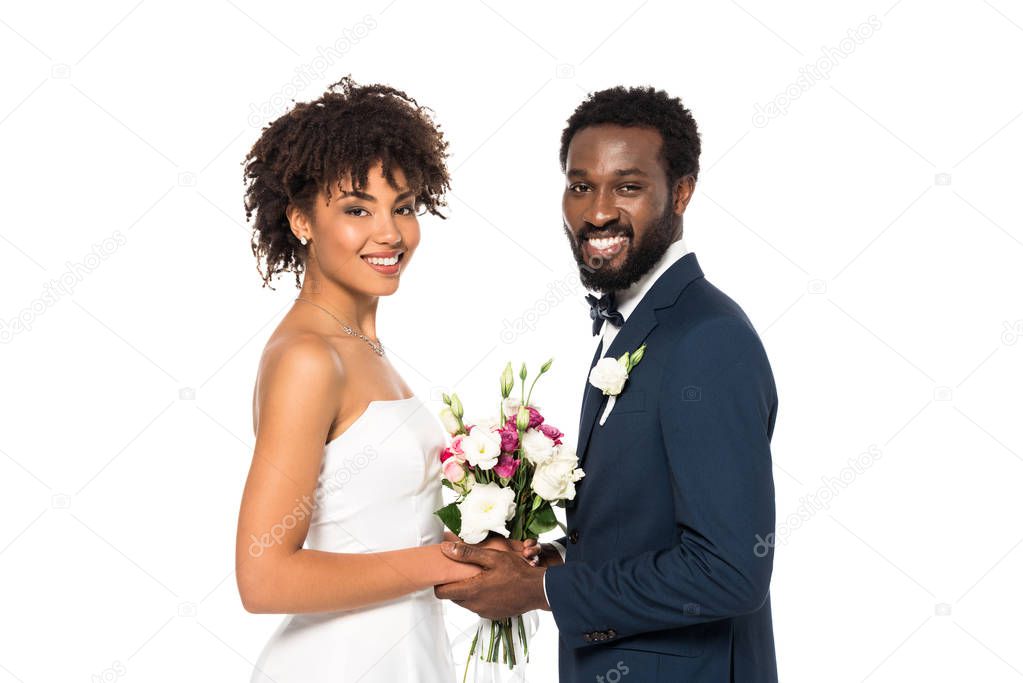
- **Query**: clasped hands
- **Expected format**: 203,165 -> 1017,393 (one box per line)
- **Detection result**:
435,532 -> 562,620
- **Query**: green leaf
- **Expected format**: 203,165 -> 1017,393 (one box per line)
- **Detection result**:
527,504 -> 558,535
511,516 -> 524,540
530,494 -> 543,512
435,502 -> 461,536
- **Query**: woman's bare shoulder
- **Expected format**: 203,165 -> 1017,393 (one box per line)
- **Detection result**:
253,331 -> 346,428
261,330 -> 344,377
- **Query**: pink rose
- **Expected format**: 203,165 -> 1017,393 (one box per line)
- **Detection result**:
440,447 -> 454,463
504,407 -> 543,429
449,434 -> 468,463
526,407 -> 544,429
493,454 -> 520,479
498,425 -> 519,453
538,423 -> 563,442
443,458 -> 467,483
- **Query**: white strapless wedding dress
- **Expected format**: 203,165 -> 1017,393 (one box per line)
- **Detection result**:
251,396 -> 457,682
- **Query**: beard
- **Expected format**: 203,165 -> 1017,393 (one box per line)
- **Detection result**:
564,201 -> 679,293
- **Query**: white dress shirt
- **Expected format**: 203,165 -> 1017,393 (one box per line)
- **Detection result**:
541,236 -> 691,606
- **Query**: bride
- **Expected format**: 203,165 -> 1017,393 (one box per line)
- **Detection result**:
235,77 -> 538,682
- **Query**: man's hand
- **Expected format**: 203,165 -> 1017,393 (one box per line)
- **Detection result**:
434,542 -> 550,620
445,531 -> 536,559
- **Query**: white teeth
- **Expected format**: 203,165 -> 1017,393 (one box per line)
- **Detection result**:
587,236 -> 627,250
365,255 -> 399,266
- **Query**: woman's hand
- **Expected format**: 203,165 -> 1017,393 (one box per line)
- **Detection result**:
519,538 -> 543,566
517,540 -> 562,568
459,534 -> 544,565
436,532 -> 523,585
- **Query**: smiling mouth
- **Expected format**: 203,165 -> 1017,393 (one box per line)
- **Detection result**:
581,232 -> 630,259
361,251 -> 405,274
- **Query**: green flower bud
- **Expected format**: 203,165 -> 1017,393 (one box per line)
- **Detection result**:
629,344 -> 646,369
516,405 -> 530,431
519,362 -> 528,381
450,393 -> 464,419
540,358 -> 554,374
501,362 -> 514,398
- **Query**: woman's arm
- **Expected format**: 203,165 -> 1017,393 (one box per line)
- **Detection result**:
239,544 -> 481,614
235,335 -> 479,614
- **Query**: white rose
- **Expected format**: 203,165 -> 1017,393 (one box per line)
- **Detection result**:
588,356 -> 629,396
439,407 -> 461,435
520,428 -> 556,465
462,425 -> 501,470
501,397 -> 522,420
457,482 -> 516,543
532,445 -> 586,501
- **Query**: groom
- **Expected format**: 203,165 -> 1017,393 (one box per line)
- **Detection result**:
437,86 -> 779,682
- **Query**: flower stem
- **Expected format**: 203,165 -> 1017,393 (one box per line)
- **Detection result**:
464,625 -> 480,683
504,619 -> 516,668
517,615 -> 529,661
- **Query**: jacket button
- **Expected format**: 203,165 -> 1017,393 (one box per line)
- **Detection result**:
569,529 -> 580,544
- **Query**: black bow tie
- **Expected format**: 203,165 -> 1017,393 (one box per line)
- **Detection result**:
585,292 -> 624,336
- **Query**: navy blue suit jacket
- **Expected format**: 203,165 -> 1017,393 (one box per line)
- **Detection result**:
544,252 -> 779,682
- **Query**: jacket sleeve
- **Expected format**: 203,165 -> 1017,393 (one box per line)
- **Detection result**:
544,316 -> 778,648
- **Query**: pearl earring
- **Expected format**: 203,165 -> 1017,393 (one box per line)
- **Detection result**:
300,236 -> 308,245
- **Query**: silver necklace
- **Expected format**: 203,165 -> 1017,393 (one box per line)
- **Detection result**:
294,297 -> 385,356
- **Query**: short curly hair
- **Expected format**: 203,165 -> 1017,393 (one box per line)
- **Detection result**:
243,76 -> 450,289
559,85 -> 701,186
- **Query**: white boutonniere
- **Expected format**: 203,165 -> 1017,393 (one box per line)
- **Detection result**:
588,344 -> 646,426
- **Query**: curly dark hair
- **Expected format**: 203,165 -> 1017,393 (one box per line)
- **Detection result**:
559,85 -> 701,187
242,76 -> 451,289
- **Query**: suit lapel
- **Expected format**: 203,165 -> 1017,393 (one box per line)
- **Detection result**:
574,252 -> 706,471
575,306 -> 658,470
566,339 -> 605,510
575,338 -> 605,448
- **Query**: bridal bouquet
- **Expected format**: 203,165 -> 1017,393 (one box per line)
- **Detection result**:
436,359 -> 584,681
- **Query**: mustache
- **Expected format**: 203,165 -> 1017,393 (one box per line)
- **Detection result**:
575,221 -> 634,241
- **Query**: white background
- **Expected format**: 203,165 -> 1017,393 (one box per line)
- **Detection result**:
2,1 -> 1021,681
